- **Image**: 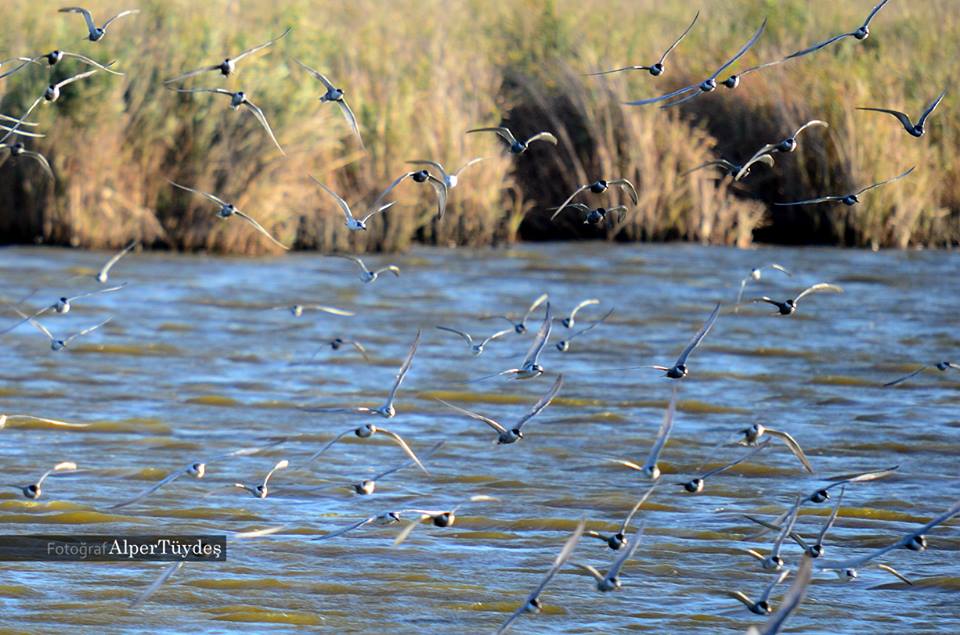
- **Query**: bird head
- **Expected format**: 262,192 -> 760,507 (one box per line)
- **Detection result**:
721,75 -> 740,89
683,478 -> 704,493
810,488 -> 830,503
23,484 -> 40,499
189,462 -> 206,478
556,340 -> 570,352
649,63 -> 664,76
700,78 -> 717,92
412,170 -> 430,183
433,512 -> 454,527
906,535 -> 927,552
589,180 -> 607,193
511,428 -> 524,440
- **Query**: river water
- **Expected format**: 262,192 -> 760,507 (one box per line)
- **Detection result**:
1,243 -> 958,633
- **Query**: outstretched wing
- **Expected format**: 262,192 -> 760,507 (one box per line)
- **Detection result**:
765,428 -> 814,474
785,32 -> 856,61
436,326 -> 473,346
168,180 -> 228,207
550,184 -> 590,221
102,10 -> 141,31
514,374 -> 564,432
336,99 -> 364,148
793,283 -> 842,304
129,562 -> 183,608
524,132 -> 558,146
918,89 -> 948,128
384,330 -> 421,407
233,27 -> 291,63
467,127 -> 517,146
856,166 -> 915,196
644,387 -> 677,469
232,210 -> 290,251
675,303 -> 720,367
435,398 -> 507,434
659,10 -> 700,64
709,19 -> 766,80
59,7 -> 97,36
240,99 -> 285,155
882,366 -> 928,387
520,302 -> 552,367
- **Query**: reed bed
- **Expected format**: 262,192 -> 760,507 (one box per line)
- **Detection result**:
0,0 -> 957,253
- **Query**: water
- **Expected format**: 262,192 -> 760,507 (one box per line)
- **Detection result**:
1,243 -> 958,634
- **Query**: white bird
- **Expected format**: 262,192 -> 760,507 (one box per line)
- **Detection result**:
406,158 -> 484,189
6,461 -> 77,499
650,304 -> 720,378
746,486 -> 845,559
293,58 -> 363,147
173,88 -> 285,154
626,20 -> 766,108
735,264 -> 791,311
496,519 -> 586,635
4,69 -> 102,137
586,482 -> 658,550
737,423 -> 813,474
785,0 -> 892,61
95,241 -> 137,283
437,374 -> 564,444
734,121 -> 829,182
489,302 -> 553,380
435,325 -> 513,356
332,254 -> 400,283
559,299 -> 600,329
2,284 -> 125,334
497,293 -> 549,334
234,460 -> 289,499
58,7 -> 140,42
745,496 -> 802,571
572,521 -> 645,592
164,28 -> 292,83
168,181 -> 289,250
755,283 -> 843,316
610,385 -> 678,480
746,555 -> 814,635
307,422 -> 429,475
731,569 -> 791,615
392,495 -> 498,546
351,441 -> 443,495
18,313 -> 112,351
310,176 -> 397,232
304,330 -> 420,418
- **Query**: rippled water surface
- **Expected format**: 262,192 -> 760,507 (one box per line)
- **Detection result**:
1,243 -> 959,634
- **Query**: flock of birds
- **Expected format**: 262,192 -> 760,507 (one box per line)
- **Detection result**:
1,2 -> 959,634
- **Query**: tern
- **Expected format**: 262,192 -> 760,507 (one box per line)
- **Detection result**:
234,460 -> 289,499
746,486 -> 845,558
775,167 -> 915,207
496,519 -> 585,635
785,0 -> 892,61
573,521 -> 645,592
556,307 -> 614,352
307,422 -> 429,474
497,293 -> 549,334
293,58 -> 363,147
730,569 -> 791,615
746,555 -> 813,635
488,302 -> 553,379
587,11 -> 699,78
0,50 -> 122,79
95,241 -> 137,283
586,482 -> 657,550
406,158 -> 484,189
328,338 -> 370,362
745,496 -> 801,571
735,264 -> 791,311
164,28 -> 291,83
680,440 -> 770,494
5,69 -> 101,134
392,495 -> 498,545
351,441 -> 443,495
682,156 -> 774,179
59,7 -> 140,42
303,330 -> 420,418
168,181 -> 289,249
437,374 -> 563,444
735,121 -> 828,181
371,170 -> 448,220
610,386 -> 678,480
560,299 -> 599,329
108,441 -> 284,509
310,176 -> 397,231
0,142 -> 54,179
650,303 -> 720,378
2,284 -> 125,333
269,304 -> 353,318
435,325 -> 513,356
333,254 -> 400,283
18,313 -> 112,351
857,89 -> 947,138
172,88 -> 284,154
552,203 -> 628,226
626,20 -> 766,108
7,461 -> 77,499
550,179 -> 639,221
312,511 -> 403,541
466,126 -> 557,154
883,360 -> 959,387
754,283 -> 842,316
737,423 -> 813,474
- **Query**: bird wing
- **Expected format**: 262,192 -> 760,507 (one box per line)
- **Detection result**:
883,365 -> 929,387
55,68 -> 99,89
550,184 -> 590,221
793,283 -> 843,304
610,459 -> 645,472
765,429 -> 814,474
406,159 -> 446,177
751,555 -> 813,635
435,398 -> 507,434
392,515 -> 429,546
759,569 -> 792,604
772,496 -> 803,556
918,89 -> 948,128
369,172 -> 414,215
4,414 -> 89,428
307,429 -> 352,463
63,316 -> 112,346
521,302 -> 552,367
98,240 -> 137,280
336,99 -> 364,148
825,464 -> 899,484
385,330 -> 421,407
22,151 -> 55,180
816,486 -> 844,545
568,307 -> 615,341
310,177 -> 355,223
675,303 -> 720,367
17,310 -> 55,342
6,96 -> 45,137
876,563 -> 913,585
436,326 -> 473,346
0,58 -> 39,80
376,427 -> 428,475
240,99 -> 285,155
610,179 -> 639,205
163,64 -> 223,84
524,132 -> 558,146
61,51 -> 123,75
129,562 -> 183,608
736,145 -> 777,181
659,10 -> 700,64
333,253 -> 368,273
792,119 -> 829,139
856,166 -> 915,196
452,157 -> 484,177
857,106 -> 913,130
312,515 -> 379,541
261,460 -> 289,489
173,86 -> 235,96
774,195 -> 845,206
479,328 -> 513,347
587,65 -> 651,76
700,439 -> 770,480
730,590 -> 756,609
514,374 -> 564,432
233,27 -> 291,63
232,210 -> 290,251
426,173 -> 448,219
467,127 -> 517,145
709,19 -> 766,80
572,563 -> 606,583
659,89 -> 707,109
68,283 -> 127,302
102,10 -> 140,31
785,31 -> 856,61
619,481 -> 658,534
168,180 -> 228,207
568,299 -> 600,323
862,0 -> 892,28
36,462 -> 78,487
108,466 -> 188,509
293,58 -> 336,91
644,386 -> 677,469
59,7 -> 97,35
359,201 -> 396,224
350,340 -> 371,362
606,521 -> 645,580
300,305 -> 354,316
625,83 -> 698,107
743,515 -> 810,551
681,159 -> 736,176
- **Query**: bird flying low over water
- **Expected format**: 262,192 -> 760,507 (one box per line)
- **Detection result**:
754,283 -> 842,316
745,496 -> 801,571
737,423 -> 813,474
437,374 -> 564,444
554,203 -> 628,226
587,482 -> 657,551
234,460 -> 289,499
168,181 -> 289,250
406,158 -> 484,190
857,89 -> 947,138
775,167 -> 915,207
572,521 -> 645,592
307,422 -> 429,474
58,6 -> 140,42
746,486 -> 845,559
588,11 -> 699,78
0,49 -> 122,79
626,19 -> 766,108
610,386 -> 678,480
310,176 -> 396,231
497,294 -> 549,334
556,307 -> 614,352
95,241 -> 138,283
172,88 -> 285,154
351,441 -> 443,495
746,554 -> 814,635
735,264 -> 791,311
730,569 -> 791,615
883,360 -> 959,387
2,284 -> 125,334
392,494 -> 498,545
785,0 -> 892,61
679,440 -> 771,494
312,511 -> 403,541
17,313 -> 112,351
435,325 -> 513,356
560,299 -> 599,329
467,126 -> 557,154
485,303 -> 553,380
550,178 -> 638,221
164,28 -> 291,83
332,254 -> 400,284
650,303 -> 720,378
371,170 -> 448,220
293,58 -> 363,147
6,461 -> 77,499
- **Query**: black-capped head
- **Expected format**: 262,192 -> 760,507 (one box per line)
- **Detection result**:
514,323 -> 526,334
510,141 -> 526,154
683,478 -> 704,493
11,142 -> 25,153
722,75 -> 740,89
511,428 -> 524,440
609,532 -> 626,550
387,511 -> 401,523
906,535 -> 927,552
753,600 -> 770,615
556,340 -> 569,352
854,26 -> 869,40
700,78 -> 717,92
843,194 -> 859,206
24,484 -> 40,498
433,512 -> 454,527
807,543 -> 824,558
589,180 -> 607,193
649,63 -> 664,76
529,597 -> 542,611
331,338 -> 344,349
777,138 -> 797,153
412,170 -> 430,183
810,488 -> 830,503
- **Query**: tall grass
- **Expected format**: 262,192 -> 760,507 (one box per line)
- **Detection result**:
0,0 -> 957,253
